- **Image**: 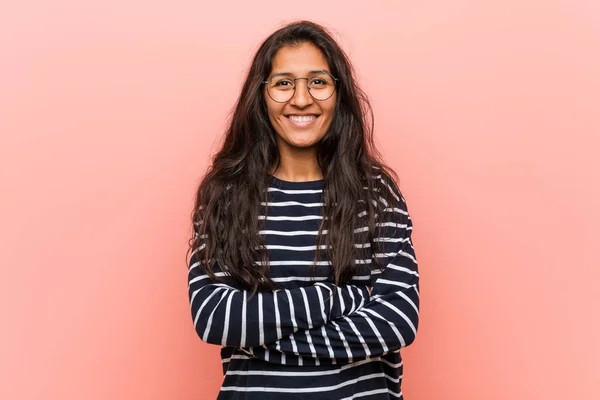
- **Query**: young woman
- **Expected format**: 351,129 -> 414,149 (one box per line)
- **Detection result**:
187,20 -> 420,400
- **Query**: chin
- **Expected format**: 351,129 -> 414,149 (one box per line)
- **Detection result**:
288,141 -> 318,149
286,135 -> 322,148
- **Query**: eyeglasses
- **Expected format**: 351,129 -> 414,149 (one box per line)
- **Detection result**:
263,71 -> 339,103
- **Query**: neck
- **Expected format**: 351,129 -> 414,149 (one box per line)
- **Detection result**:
271,146 -> 323,182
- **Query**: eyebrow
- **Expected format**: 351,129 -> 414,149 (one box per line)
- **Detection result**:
268,70 -> 331,79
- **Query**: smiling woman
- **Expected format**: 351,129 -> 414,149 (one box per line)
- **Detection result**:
187,20 -> 419,400
264,43 -> 338,169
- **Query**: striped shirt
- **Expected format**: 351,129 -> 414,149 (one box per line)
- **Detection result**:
188,175 -> 420,399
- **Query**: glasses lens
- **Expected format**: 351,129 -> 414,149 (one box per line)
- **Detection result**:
267,77 -> 295,102
308,72 -> 335,101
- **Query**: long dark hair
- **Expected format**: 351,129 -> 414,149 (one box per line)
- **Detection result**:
188,20 -> 401,293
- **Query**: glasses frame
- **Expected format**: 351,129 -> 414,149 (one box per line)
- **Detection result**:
262,71 -> 339,103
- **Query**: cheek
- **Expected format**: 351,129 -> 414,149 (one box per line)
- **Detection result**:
322,99 -> 337,122
265,100 -> 283,122
325,94 -> 337,114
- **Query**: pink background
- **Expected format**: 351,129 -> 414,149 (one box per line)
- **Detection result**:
1,1 -> 599,399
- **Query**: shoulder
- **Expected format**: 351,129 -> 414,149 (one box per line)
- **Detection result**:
370,165 -> 407,209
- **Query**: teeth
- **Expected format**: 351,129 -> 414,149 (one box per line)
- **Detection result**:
289,115 -> 317,122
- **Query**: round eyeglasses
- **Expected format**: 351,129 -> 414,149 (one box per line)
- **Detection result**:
263,71 -> 339,103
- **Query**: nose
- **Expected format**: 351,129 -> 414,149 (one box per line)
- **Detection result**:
289,78 -> 313,107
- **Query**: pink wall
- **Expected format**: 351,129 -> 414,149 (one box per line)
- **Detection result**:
1,1 -> 598,399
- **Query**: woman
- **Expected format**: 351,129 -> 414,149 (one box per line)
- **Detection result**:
188,20 -> 419,399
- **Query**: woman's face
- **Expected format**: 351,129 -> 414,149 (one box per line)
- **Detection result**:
264,42 -> 337,153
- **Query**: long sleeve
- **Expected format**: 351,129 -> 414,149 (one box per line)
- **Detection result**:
256,190 -> 419,362
187,233 -> 370,348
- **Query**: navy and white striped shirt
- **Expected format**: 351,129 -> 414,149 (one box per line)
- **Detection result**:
188,174 -> 419,399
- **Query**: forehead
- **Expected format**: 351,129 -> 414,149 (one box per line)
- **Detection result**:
270,42 -> 331,76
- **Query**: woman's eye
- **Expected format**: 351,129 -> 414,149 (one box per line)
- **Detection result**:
275,80 -> 293,87
311,79 -> 326,86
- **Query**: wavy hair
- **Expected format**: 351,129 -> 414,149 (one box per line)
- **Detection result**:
188,20 -> 401,293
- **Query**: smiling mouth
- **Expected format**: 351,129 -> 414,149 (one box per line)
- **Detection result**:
286,114 -> 319,127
